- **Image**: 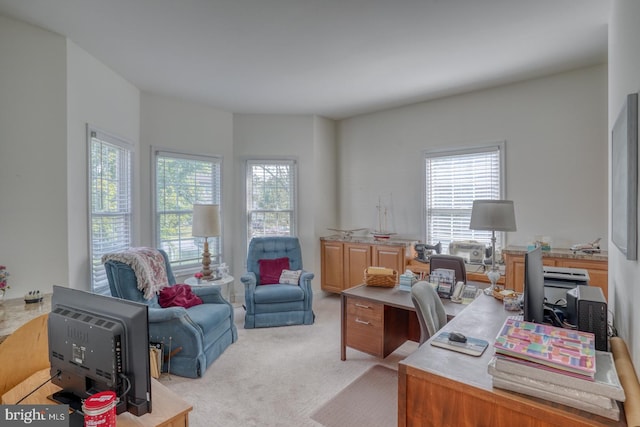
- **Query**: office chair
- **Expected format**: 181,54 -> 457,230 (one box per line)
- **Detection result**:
411,281 -> 447,345
429,254 -> 467,284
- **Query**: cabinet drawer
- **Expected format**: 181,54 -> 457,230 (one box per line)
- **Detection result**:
345,298 -> 383,356
346,298 -> 383,323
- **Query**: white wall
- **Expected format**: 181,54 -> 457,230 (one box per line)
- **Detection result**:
337,65 -> 608,251
313,116 -> 339,278
0,15 -> 67,298
609,0 -> 640,374
139,92 -> 234,281
233,114 -> 337,293
66,40 -> 141,291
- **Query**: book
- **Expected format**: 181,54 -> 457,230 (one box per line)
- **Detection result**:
491,376 -> 620,421
493,351 -> 625,401
430,331 -> 489,357
493,318 -> 596,379
488,357 -> 615,409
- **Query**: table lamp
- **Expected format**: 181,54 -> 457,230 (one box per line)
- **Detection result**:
192,204 -> 221,281
469,200 -> 517,295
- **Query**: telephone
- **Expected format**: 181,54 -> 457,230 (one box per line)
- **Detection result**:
451,281 -> 465,302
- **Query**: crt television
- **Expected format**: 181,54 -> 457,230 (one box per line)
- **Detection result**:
48,285 -> 151,416
523,247 -> 545,324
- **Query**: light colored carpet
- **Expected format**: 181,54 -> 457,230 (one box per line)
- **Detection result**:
310,364 -> 398,427
158,292 -> 418,427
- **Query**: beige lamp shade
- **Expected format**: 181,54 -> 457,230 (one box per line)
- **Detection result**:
192,204 -> 221,237
469,200 -> 517,232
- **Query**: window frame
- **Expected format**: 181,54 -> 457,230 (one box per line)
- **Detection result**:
152,147 -> 223,275
244,158 -> 298,247
87,125 -> 134,295
422,141 -> 506,254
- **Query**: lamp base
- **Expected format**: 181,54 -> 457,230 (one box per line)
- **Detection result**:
201,238 -> 213,281
483,269 -> 501,295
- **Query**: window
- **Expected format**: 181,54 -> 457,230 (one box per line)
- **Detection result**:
424,142 -> 505,253
154,150 -> 222,271
89,127 -> 133,294
246,160 -> 297,244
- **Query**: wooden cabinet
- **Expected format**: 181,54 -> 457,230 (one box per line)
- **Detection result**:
344,297 -> 385,356
320,238 -> 414,293
372,244 -> 405,271
503,247 -> 608,298
320,240 -> 345,294
344,243 -> 372,290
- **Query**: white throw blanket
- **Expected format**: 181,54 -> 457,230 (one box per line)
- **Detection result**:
102,247 -> 169,299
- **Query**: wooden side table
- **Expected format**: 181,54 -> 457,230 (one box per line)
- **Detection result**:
2,368 -> 193,427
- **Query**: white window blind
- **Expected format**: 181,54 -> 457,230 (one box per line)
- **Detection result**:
154,150 -> 222,271
246,160 -> 297,244
424,143 -> 504,253
89,128 -> 133,295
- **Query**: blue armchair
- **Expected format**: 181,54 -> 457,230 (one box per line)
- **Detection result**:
104,249 -> 237,378
241,237 -> 315,328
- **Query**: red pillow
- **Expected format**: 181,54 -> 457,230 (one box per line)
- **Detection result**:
159,284 -> 203,309
258,257 -> 290,285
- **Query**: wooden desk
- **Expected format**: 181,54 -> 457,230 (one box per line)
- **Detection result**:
340,284 -> 471,361
398,294 -> 625,427
2,369 -> 193,427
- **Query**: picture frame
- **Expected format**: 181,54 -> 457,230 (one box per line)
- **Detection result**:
611,92 -> 638,260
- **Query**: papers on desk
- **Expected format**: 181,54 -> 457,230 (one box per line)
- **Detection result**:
488,356 -> 622,421
488,317 -> 625,421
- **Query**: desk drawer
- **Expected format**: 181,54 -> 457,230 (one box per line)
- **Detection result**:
345,298 -> 383,356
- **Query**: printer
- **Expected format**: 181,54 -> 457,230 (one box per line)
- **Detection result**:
543,266 -> 590,306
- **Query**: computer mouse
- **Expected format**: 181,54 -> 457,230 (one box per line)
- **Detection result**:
448,332 -> 467,343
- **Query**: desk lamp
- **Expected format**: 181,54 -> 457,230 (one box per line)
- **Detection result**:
192,204 -> 221,281
469,200 -> 517,295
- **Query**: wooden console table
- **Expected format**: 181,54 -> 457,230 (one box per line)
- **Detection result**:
3,368 -> 192,427
406,259 -> 505,285
398,293 -> 625,427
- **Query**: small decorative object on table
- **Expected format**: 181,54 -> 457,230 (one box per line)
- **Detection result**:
24,290 -> 43,303
194,272 -> 204,284
399,270 -> 417,291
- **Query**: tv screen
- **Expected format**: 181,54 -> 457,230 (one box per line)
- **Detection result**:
523,247 -> 545,323
48,285 -> 151,416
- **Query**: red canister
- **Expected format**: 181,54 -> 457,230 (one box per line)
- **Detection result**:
82,390 -> 118,427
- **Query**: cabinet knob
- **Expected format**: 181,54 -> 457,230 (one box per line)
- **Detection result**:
355,318 -> 371,325
355,303 -> 371,309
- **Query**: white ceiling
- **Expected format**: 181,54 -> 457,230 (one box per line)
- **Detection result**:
0,0 -> 609,119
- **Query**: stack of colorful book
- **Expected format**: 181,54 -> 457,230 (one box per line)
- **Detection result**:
488,318 -> 625,421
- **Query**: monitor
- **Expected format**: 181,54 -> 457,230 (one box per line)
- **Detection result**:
523,247 -> 545,323
48,285 -> 151,416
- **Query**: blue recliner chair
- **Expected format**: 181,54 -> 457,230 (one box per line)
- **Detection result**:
241,237 -> 315,328
104,249 -> 237,378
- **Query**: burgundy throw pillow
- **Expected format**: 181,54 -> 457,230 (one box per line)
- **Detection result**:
258,257 -> 290,285
159,284 -> 203,309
